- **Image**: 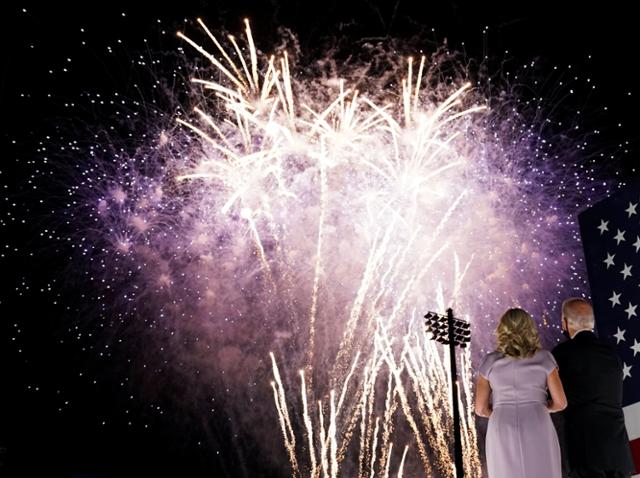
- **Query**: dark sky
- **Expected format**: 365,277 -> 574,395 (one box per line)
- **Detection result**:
2,0 -> 639,171
1,1 -> 638,477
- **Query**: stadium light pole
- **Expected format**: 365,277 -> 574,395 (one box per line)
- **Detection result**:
424,308 -> 471,478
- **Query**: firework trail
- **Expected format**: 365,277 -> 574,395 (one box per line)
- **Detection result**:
54,17 -> 604,477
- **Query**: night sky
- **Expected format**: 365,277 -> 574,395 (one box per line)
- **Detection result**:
1,1 -> 639,477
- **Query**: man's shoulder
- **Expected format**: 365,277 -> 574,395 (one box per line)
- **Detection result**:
551,338 -> 572,356
551,339 -> 577,368
591,335 -> 622,361
552,333 -> 619,361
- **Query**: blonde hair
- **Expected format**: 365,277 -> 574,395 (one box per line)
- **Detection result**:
496,308 -> 541,359
562,297 -> 595,330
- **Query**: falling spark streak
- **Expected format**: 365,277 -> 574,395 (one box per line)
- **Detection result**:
371,227 -> 420,307
398,445 -> 410,478
403,338 -> 455,473
358,366 -> 372,477
271,353 -> 301,478
329,390 -> 338,478
319,400 -> 329,478
376,331 -> 433,476
376,368 -> 398,477
332,218 -> 400,380
382,442 -> 393,478
300,370 -> 318,478
174,117 -> 240,161
243,19 -> 260,89
379,382 -> 399,475
229,34 -> 257,93
196,18 -> 248,91
369,416 -> 381,478
177,31 -> 247,92
193,106 -> 236,150
460,351 -> 482,471
363,360 -> 381,477
306,139 -> 328,380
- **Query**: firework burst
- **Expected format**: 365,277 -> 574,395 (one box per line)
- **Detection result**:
31,16 -> 609,478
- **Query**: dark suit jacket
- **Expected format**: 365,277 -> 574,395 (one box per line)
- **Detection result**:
552,331 -> 634,473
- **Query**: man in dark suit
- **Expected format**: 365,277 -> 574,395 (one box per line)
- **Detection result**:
552,297 -> 635,478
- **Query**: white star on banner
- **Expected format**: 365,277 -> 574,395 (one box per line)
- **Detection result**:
626,201 -> 638,217
625,302 -> 637,319
614,229 -> 626,245
623,362 -> 632,380
603,253 -> 616,269
597,219 -> 609,235
621,263 -> 633,280
609,291 -> 622,307
614,327 -> 626,343
633,236 -> 640,253
632,339 -> 640,357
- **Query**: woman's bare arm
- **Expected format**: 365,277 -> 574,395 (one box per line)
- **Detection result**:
546,368 -> 567,412
474,375 -> 493,417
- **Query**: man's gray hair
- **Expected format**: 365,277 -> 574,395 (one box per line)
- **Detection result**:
562,297 -> 595,330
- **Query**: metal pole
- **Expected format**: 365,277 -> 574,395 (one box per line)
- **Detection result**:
447,307 -> 464,477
